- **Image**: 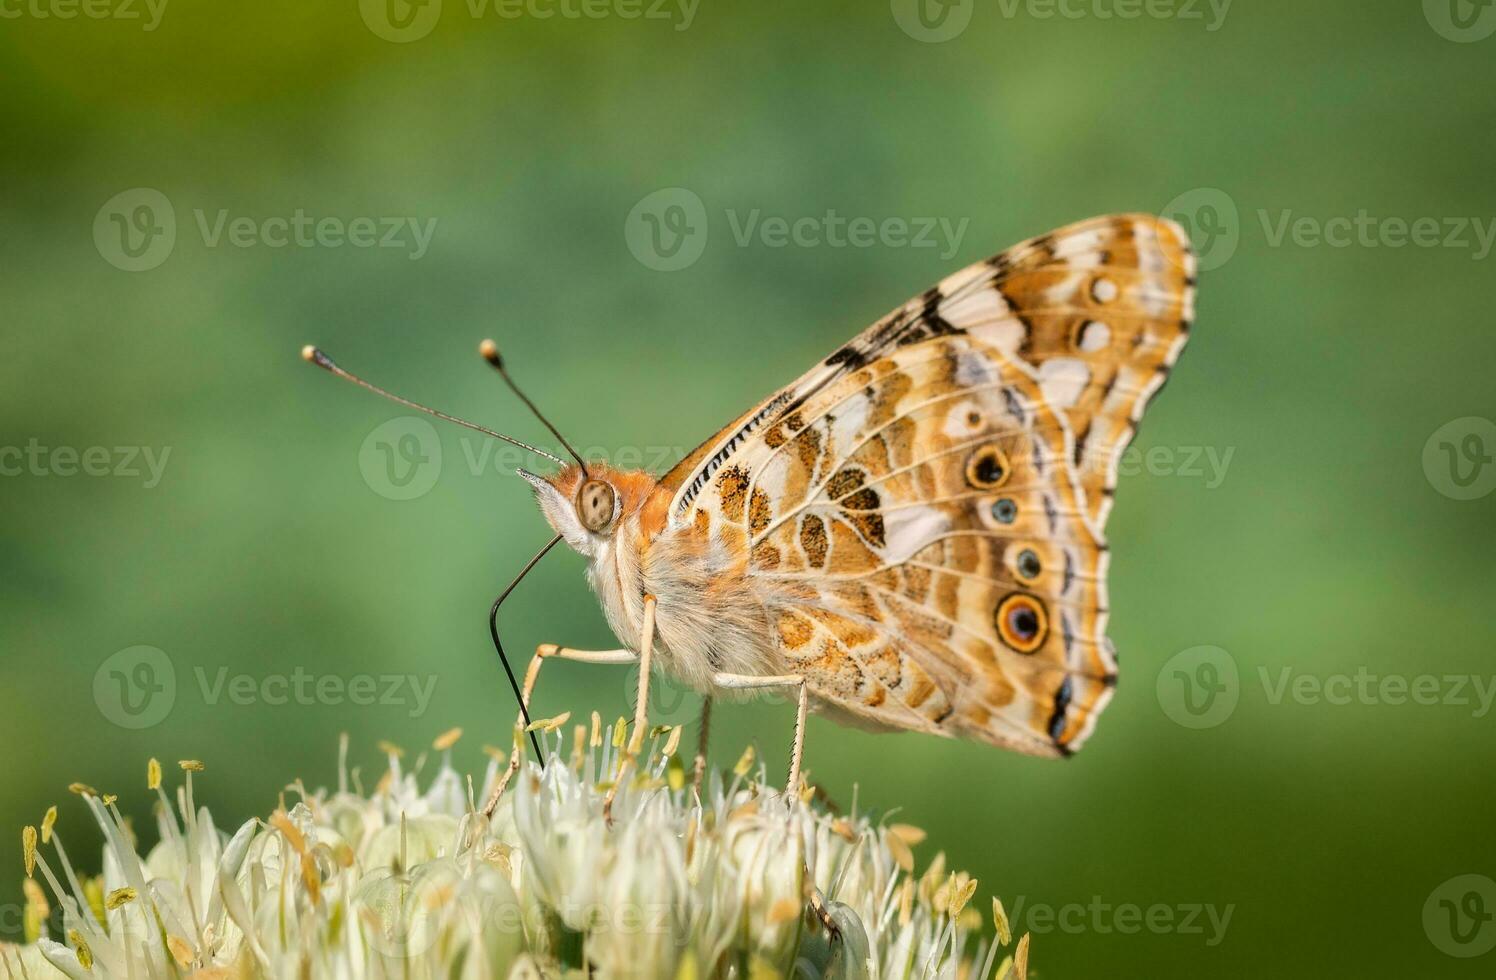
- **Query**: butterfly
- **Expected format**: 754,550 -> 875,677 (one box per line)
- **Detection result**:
305,213 -> 1195,807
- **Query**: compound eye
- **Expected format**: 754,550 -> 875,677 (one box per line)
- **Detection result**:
576,480 -> 617,532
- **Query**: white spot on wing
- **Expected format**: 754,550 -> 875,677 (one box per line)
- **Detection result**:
1052,229 -> 1108,259
1044,271 -> 1087,304
827,395 -> 870,457
882,505 -> 950,564
942,398 -> 985,439
967,318 -> 1024,353
1078,320 -> 1111,353
1037,358 -> 1091,409
940,287 -> 1009,328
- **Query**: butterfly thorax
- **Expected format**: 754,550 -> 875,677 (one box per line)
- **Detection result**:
527,462 -> 784,693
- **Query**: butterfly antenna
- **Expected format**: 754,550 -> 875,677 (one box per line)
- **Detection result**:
489,533 -> 564,767
301,346 -> 566,466
478,340 -> 589,478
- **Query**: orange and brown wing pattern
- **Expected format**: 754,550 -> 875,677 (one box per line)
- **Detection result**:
698,335 -> 1114,757
661,213 -> 1193,533
655,215 -> 1194,755
874,214 -> 1195,530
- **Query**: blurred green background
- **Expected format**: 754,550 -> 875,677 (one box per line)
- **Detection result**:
4,0 -> 1496,975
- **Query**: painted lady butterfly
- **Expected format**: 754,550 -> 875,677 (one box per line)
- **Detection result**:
306,213 -> 1195,808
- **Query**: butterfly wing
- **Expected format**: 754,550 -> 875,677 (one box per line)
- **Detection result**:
658,215 -> 1194,755
693,335 -> 1112,755
662,213 -> 1195,532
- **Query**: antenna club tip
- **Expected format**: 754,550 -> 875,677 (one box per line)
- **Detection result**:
478,339 -> 503,368
302,345 -> 337,371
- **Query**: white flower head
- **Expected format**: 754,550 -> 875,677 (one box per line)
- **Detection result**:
8,725 -> 1023,979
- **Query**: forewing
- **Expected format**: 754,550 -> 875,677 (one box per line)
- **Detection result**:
661,213 -> 1194,532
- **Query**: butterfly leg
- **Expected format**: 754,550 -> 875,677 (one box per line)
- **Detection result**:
481,642 -> 637,817
708,672 -> 809,799
603,594 -> 659,825
709,671 -> 836,937
691,696 -> 714,795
